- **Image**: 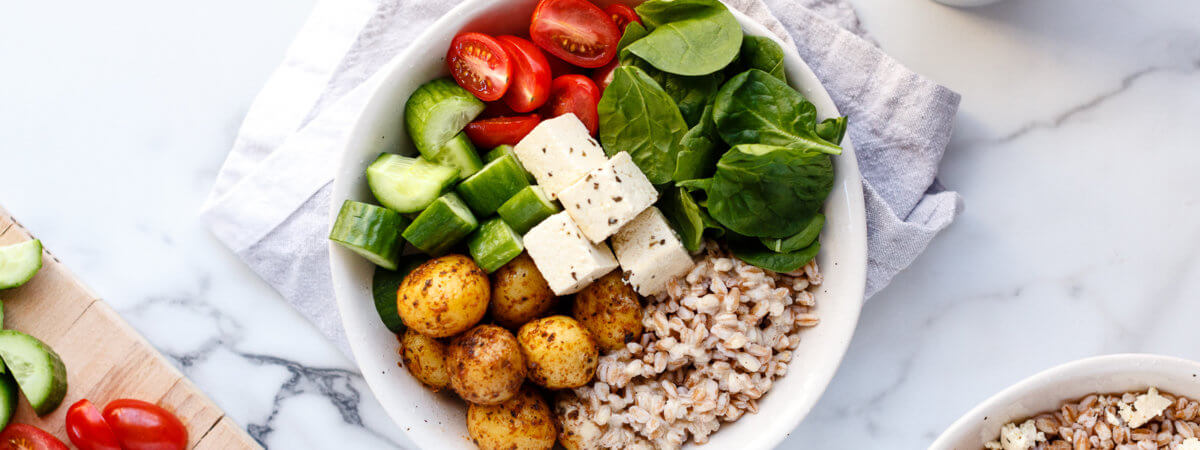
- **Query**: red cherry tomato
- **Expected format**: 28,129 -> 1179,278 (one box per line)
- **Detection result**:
0,424 -> 68,450
530,0 -> 620,68
544,75 -> 601,135
446,32 -> 512,101
464,115 -> 542,148
480,100 -> 517,119
102,399 -> 187,450
496,36 -> 552,113
604,4 -> 641,31
545,54 -> 583,78
65,399 -> 122,450
591,58 -> 619,93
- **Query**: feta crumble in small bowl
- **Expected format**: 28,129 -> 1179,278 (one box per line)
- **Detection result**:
931,354 -> 1200,450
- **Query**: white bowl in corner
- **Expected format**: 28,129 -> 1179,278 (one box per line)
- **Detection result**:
327,1 -> 868,448
932,354 -> 1200,449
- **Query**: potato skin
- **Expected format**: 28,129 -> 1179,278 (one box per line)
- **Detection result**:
467,386 -> 556,450
572,271 -> 644,352
398,330 -> 450,391
449,325 -> 527,405
397,254 -> 489,338
490,253 -> 558,329
517,316 -> 599,389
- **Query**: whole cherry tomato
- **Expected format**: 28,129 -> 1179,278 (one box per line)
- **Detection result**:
496,36 -> 552,113
604,4 -> 642,31
102,399 -> 187,450
591,58 -> 619,93
544,75 -> 601,135
464,115 -> 542,148
0,424 -> 68,450
446,32 -> 512,101
65,399 -> 122,450
530,0 -> 621,68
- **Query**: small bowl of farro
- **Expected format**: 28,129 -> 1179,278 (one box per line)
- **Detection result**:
931,354 -> 1200,450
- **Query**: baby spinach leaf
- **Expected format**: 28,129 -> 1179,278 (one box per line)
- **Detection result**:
597,66 -> 688,184
731,239 -> 820,273
617,22 -> 649,59
713,69 -> 842,155
816,116 -> 848,145
731,35 -> 787,82
673,103 -> 724,181
760,213 -> 823,253
659,187 -> 706,252
624,56 -> 720,126
627,0 -> 742,76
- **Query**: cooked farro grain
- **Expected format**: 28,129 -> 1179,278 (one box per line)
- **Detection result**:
555,241 -> 822,449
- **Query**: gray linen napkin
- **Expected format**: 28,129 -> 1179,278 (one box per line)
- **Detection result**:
201,0 -> 962,358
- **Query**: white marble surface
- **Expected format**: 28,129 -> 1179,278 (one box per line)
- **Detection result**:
1,0 -> 1197,449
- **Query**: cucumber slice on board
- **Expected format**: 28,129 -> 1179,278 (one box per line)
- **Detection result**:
497,186 -> 560,234
402,193 -> 479,256
405,78 -> 485,157
0,240 -> 42,290
484,145 -> 535,183
455,154 -> 531,216
366,154 -> 459,214
0,372 -> 15,429
329,200 -> 409,270
372,255 -> 428,334
468,218 -> 524,273
428,132 -> 483,179
0,330 -> 67,416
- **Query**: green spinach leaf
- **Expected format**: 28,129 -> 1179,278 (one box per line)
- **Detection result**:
627,0 -> 742,76
617,22 -> 649,59
816,116 -> 848,145
713,69 -> 842,155
731,35 -> 787,82
730,239 -> 820,273
659,187 -> 705,252
597,66 -> 689,184
673,103 -> 724,181
760,213 -> 823,253
624,56 -> 720,126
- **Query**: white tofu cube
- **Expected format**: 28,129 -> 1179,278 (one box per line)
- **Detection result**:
524,212 -> 620,295
512,113 -> 607,199
558,152 -> 658,243
612,207 -> 696,296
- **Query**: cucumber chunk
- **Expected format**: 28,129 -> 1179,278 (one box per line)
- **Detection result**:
372,255 -> 428,334
0,330 -> 67,416
484,145 -> 534,182
428,132 -> 483,179
402,193 -> 479,256
366,154 -> 459,214
760,214 -> 824,253
0,372 -> 15,429
497,186 -> 561,234
329,200 -> 409,270
0,240 -> 42,290
405,78 -> 485,157
455,154 -> 531,216
468,218 -> 524,273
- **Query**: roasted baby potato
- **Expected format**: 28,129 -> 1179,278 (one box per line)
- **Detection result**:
449,325 -> 527,405
491,253 -> 557,329
397,254 -> 489,338
398,329 -> 450,391
467,385 -> 556,450
517,316 -> 598,389
572,271 -> 644,351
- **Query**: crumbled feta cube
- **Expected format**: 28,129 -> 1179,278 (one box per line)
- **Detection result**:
1119,387 -> 1172,428
986,420 -> 1044,450
612,207 -> 695,296
558,151 -> 658,243
512,113 -> 607,199
523,212 -> 619,295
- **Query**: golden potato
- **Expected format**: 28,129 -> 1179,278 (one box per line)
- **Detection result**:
467,386 -> 556,450
449,325 -> 527,405
572,271 -> 644,352
491,253 -> 557,329
517,316 -> 598,389
398,330 -> 450,391
397,254 -> 489,338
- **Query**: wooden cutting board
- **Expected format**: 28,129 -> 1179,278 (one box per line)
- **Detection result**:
0,206 -> 261,449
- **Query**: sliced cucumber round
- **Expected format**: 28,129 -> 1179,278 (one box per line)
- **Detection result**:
0,330 -> 67,416
0,240 -> 42,290
371,256 -> 428,334
366,154 -> 459,214
405,78 -> 485,157
0,372 -> 16,429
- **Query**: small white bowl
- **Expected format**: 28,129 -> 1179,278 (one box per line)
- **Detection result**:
933,0 -> 1004,7
932,354 -> 1200,449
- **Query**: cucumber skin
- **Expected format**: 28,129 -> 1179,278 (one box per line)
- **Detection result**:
0,240 -> 43,290
485,146 -> 534,183
0,372 -> 15,429
0,330 -> 67,416
428,132 -> 483,180
468,218 -> 524,273
372,256 -> 428,334
402,193 -> 479,256
497,186 -> 561,234
405,78 -> 485,157
366,154 -> 459,214
455,154 -> 531,216
329,201 -> 409,270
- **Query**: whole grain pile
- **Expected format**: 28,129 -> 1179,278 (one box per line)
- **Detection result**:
555,241 -> 821,449
985,388 -> 1200,450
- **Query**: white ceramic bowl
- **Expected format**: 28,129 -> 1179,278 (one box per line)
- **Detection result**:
328,1 -> 867,448
932,354 -> 1200,449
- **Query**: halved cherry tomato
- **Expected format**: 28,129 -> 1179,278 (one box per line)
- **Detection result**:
102,399 -> 187,450
464,115 -> 541,148
604,4 -> 641,31
530,0 -> 620,68
0,424 -> 68,450
446,32 -> 512,101
480,100 -> 517,119
65,400 -> 122,450
544,75 -> 601,135
591,58 -> 619,93
496,36 -> 552,113
545,54 -> 583,78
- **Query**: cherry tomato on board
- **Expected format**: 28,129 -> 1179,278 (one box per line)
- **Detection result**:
102,399 -> 187,450
591,58 -> 619,93
530,0 -> 621,68
604,4 -> 642,31
464,114 -> 542,148
544,75 -> 601,135
446,32 -> 512,101
65,399 -> 122,450
0,424 -> 68,450
496,36 -> 552,113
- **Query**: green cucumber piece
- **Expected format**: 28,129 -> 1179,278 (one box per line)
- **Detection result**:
0,371 -> 16,428
366,154 -> 459,214
455,154 -> 531,216
0,330 -> 67,416
467,218 -> 524,273
428,132 -> 483,179
329,200 -> 409,269
484,145 -> 534,183
497,186 -> 560,234
761,214 -> 824,253
405,78 -> 485,157
372,256 -> 428,334
402,193 -> 479,255
0,240 -> 42,290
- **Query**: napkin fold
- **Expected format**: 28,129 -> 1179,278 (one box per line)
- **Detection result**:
201,0 -> 962,358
